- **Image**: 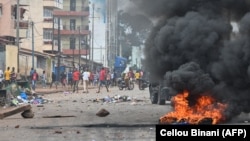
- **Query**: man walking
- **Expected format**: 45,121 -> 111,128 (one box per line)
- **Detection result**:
72,68 -> 80,93
96,67 -> 109,93
82,68 -> 90,93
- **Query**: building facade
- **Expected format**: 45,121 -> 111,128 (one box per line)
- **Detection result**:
106,0 -> 119,69
0,0 -> 64,79
53,0 -> 90,71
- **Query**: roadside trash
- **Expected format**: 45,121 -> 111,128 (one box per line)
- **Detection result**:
63,91 -> 71,95
11,99 -> 19,106
101,95 -> 132,103
20,92 -> 27,100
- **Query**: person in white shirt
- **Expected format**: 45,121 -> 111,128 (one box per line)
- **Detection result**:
0,69 -> 4,89
82,68 -> 90,93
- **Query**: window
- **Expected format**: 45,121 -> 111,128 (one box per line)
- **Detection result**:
37,56 -> 46,69
57,0 -> 63,4
70,37 -> 76,49
70,0 -> 76,11
44,8 -> 53,18
0,4 -> 2,16
70,19 -> 76,30
43,29 -> 53,42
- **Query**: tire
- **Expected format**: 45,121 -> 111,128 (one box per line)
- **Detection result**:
139,82 -> 144,90
118,85 -> 123,90
158,87 -> 166,105
0,82 -> 3,89
129,82 -> 134,90
149,85 -> 158,104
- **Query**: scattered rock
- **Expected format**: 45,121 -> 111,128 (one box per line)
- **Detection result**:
37,104 -> 44,107
96,108 -> 110,117
15,125 -> 20,128
21,110 -> 34,118
54,131 -> 62,134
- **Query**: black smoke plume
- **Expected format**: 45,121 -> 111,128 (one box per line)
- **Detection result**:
130,0 -> 250,121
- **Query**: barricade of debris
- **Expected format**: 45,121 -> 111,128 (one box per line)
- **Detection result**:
0,83 -> 52,107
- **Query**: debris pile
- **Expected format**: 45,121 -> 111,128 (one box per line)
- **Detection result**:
102,95 -> 132,103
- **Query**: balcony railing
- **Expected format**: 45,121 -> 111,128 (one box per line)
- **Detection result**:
43,17 -> 53,22
62,25 -> 89,30
53,10 -> 89,17
62,6 -> 89,12
43,0 -> 63,9
53,6 -> 90,17
53,25 -> 90,35
14,20 -> 29,29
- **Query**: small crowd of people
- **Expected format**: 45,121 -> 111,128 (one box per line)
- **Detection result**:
0,65 -> 146,94
0,67 -> 22,88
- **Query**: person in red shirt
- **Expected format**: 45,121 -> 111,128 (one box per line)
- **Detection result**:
96,67 -> 109,93
32,69 -> 39,91
72,68 -> 80,93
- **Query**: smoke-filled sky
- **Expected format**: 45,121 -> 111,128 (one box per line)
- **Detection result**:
128,0 -> 250,121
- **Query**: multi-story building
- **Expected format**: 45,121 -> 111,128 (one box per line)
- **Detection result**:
0,0 -> 64,78
53,0 -> 90,70
0,0 -> 30,72
106,0 -> 118,69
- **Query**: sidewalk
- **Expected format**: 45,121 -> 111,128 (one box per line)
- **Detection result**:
34,85 -> 96,94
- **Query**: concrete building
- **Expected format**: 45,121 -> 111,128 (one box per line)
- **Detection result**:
106,0 -> 119,69
53,0 -> 90,71
0,0 -> 64,79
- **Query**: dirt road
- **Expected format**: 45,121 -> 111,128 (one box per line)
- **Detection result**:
0,85 -> 172,141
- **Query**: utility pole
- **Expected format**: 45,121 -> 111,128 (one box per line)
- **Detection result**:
91,3 -> 95,71
119,30 -> 122,57
73,43 -> 75,67
31,21 -> 34,69
78,26 -> 81,69
52,15 -> 54,55
57,18 -> 61,81
16,0 -> 20,71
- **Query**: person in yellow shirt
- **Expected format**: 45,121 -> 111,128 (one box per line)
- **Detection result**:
4,67 -> 11,87
135,70 -> 141,85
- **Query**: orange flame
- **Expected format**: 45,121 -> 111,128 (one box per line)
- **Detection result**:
159,90 -> 227,124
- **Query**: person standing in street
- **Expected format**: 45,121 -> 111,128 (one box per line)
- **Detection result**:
82,68 -> 90,93
50,72 -> 57,89
96,67 -> 109,93
4,67 -> 11,87
16,69 -> 22,81
72,68 -> 80,93
0,69 -> 4,89
67,70 -> 73,88
10,67 -> 16,83
41,70 -> 46,88
60,71 -> 66,88
31,69 -> 39,90
29,68 -> 34,82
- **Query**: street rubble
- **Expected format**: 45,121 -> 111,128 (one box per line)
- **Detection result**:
1,83 -> 53,108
